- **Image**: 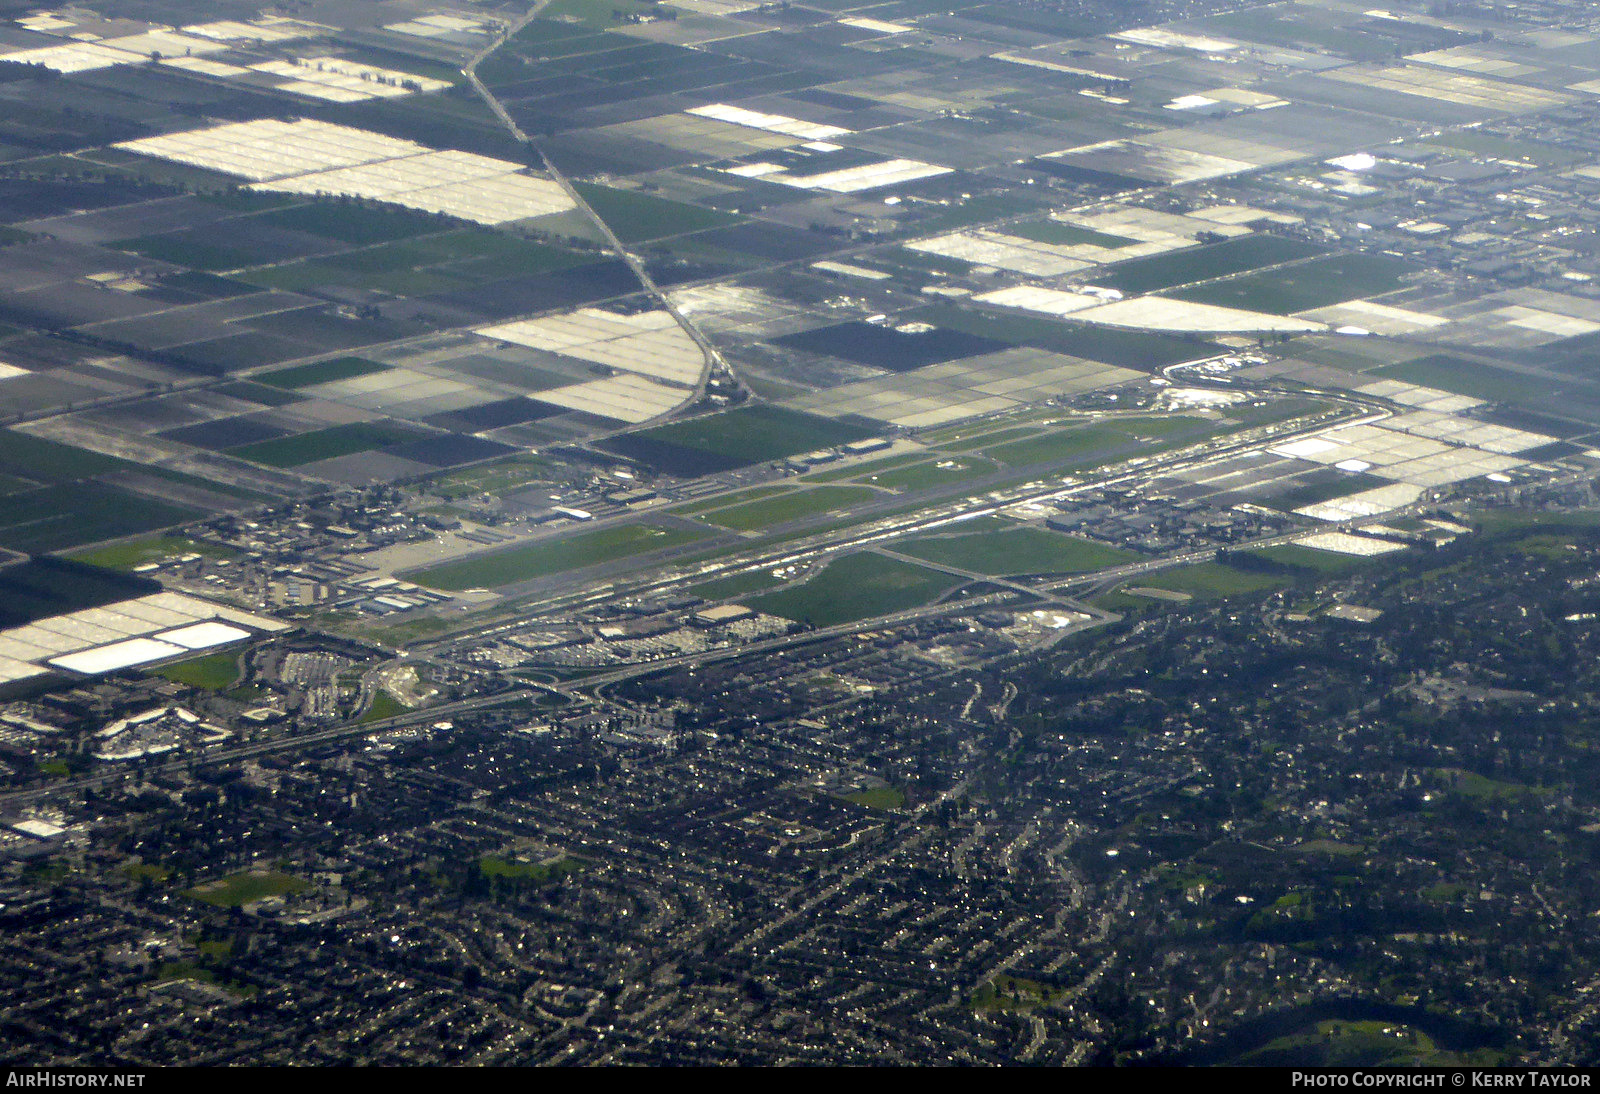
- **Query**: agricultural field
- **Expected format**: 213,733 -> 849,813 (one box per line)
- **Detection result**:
571,182 -> 740,243
243,229 -> 595,298
1006,219 -> 1138,249
1095,235 -> 1328,295
1170,253 -> 1419,315
909,303 -> 1223,369
0,482 -> 201,555
0,558 -> 159,629
258,357 -> 391,390
1372,355 -> 1551,405
891,193 -> 1054,237
519,0 -> 659,32
774,321 -> 1007,372
0,430 -> 133,484
254,202 -> 461,246
1200,7 -> 1466,60
227,421 -> 427,468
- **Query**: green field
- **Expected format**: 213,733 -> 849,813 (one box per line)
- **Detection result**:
155,961 -> 216,985
411,521 -> 710,590
748,552 -> 962,627
642,407 -> 874,458
258,357 -> 392,390
1371,355 -> 1542,404
1224,396 -> 1335,428
608,406 -> 878,474
425,453 -> 562,500
973,973 -> 1068,1014
1437,767 -> 1550,804
360,690 -> 411,723
246,259 -> 465,298
941,425 -> 1042,453
909,303 -> 1219,369
898,526 -> 1136,576
1260,472 -> 1389,513
869,457 -> 1000,491
1171,253 -> 1419,315
0,429 -> 129,483
186,871 -> 307,908
1120,414 -> 1216,439
1202,8 -> 1446,62
228,421 -> 422,468
693,485 -> 882,531
1248,544 -> 1373,574
688,568 -> 787,601
978,420 -> 1204,469
803,454 -> 928,483
1472,510 -> 1600,538
982,425 -> 1128,467
1422,131 -> 1589,168
884,246 -> 974,278
572,182 -> 740,243
258,202 -> 457,245
1233,1019 -> 1477,1068
1005,218 -> 1138,249
72,535 -> 235,572
503,16 -> 632,53
894,192 -> 1052,236
1096,234 -> 1327,294
153,652 -> 242,691
478,854 -> 583,884
1120,561 -> 1292,601
672,485 -> 794,516
0,483 -> 201,555
117,231 -> 284,272
122,861 -> 170,883
244,229 -> 587,295
840,787 -> 906,810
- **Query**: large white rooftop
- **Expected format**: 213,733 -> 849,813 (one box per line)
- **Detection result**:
0,592 -> 286,684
